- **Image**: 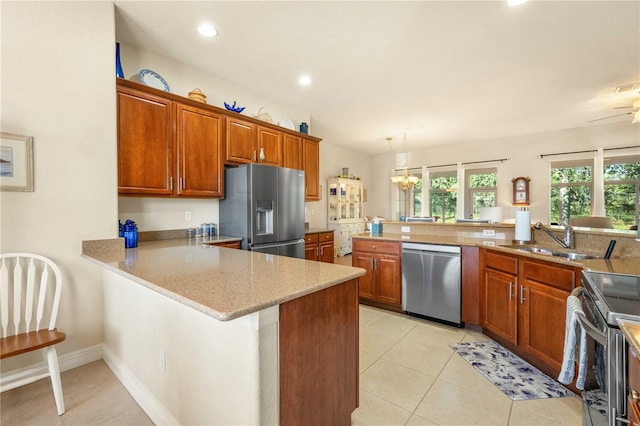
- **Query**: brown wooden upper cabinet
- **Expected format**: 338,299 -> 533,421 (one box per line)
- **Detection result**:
225,117 -> 257,165
117,85 -> 174,195
282,134 -> 303,170
303,139 -> 320,201
225,118 -> 283,166
257,126 -> 282,166
117,80 -> 321,199
117,83 -> 224,198
175,104 -> 224,197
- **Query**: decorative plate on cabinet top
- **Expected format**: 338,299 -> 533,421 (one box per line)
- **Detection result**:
278,118 -> 295,130
139,69 -> 170,92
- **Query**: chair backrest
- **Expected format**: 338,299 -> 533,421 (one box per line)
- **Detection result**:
568,216 -> 614,229
0,253 -> 62,338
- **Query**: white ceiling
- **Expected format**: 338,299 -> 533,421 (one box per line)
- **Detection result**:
114,1 -> 640,155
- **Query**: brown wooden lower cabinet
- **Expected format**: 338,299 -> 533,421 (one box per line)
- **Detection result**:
481,249 -> 579,380
304,231 -> 334,263
352,238 -> 402,311
279,279 -> 358,426
461,246 -> 480,326
214,241 -> 241,249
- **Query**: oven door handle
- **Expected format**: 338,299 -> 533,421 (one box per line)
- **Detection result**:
570,287 -> 608,346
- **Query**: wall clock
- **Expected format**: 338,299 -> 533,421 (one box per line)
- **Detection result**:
512,176 -> 530,206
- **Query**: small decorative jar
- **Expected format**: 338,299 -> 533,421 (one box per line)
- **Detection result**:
188,88 -> 207,103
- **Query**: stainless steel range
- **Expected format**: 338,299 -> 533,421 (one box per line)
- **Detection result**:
579,270 -> 640,426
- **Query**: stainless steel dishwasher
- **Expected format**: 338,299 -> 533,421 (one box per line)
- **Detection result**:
402,242 -> 463,327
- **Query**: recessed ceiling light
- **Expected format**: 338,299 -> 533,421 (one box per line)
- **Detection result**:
507,0 -> 528,6
198,23 -> 218,38
298,75 -> 312,86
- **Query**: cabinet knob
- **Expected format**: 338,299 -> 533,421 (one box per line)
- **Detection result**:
632,389 -> 640,403
372,245 -> 376,249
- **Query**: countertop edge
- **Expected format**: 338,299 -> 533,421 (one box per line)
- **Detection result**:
82,239 -> 365,321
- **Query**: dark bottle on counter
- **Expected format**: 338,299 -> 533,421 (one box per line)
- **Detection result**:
123,220 -> 138,248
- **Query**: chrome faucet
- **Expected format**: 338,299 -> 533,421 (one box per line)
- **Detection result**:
533,222 -> 574,249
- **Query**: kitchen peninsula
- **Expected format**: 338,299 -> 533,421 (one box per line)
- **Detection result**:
82,237 -> 365,425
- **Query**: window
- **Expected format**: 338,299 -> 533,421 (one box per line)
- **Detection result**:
604,155 -> 640,229
550,160 -> 593,225
412,178 -> 423,216
430,172 -> 457,223
467,168 -> 497,219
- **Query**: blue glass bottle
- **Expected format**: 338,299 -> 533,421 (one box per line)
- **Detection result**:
116,42 -> 124,78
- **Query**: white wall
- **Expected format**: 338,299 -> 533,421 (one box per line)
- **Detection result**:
103,269 -> 278,425
0,2 -> 116,371
305,142 -> 372,228
368,122 -> 640,224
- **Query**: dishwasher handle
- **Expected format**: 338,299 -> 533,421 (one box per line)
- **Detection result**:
402,243 -> 461,254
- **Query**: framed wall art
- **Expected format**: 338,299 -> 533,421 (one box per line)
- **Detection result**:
1,133 -> 34,192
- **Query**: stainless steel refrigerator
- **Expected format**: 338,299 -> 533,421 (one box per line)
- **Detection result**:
219,164 -> 306,259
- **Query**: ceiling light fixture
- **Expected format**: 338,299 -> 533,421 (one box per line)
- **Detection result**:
198,23 -> 218,37
507,0 -> 528,6
298,75 -> 312,86
390,133 -> 419,191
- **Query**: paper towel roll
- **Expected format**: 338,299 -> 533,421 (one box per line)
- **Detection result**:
515,210 -> 531,241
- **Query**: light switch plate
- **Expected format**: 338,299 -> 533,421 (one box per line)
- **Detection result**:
482,229 -> 496,237
401,226 -> 410,233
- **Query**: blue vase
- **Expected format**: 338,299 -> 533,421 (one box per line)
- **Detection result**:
115,42 -> 124,78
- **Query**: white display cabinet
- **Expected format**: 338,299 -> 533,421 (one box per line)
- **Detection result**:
327,178 -> 365,256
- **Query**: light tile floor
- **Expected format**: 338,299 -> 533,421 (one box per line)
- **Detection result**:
1,256 -> 582,425
354,304 -> 582,426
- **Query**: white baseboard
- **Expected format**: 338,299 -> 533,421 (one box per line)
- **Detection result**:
1,343 -> 178,425
0,343 -> 104,392
102,345 -> 179,426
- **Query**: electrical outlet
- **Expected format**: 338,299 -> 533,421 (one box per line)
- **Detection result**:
482,229 -> 496,237
401,226 -> 411,233
185,211 -> 192,221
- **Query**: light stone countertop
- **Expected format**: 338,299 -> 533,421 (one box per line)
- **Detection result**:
619,319 -> 640,356
82,238 -> 365,321
352,233 -> 640,275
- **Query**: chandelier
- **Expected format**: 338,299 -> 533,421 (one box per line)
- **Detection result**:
389,132 -> 419,191
391,167 -> 419,191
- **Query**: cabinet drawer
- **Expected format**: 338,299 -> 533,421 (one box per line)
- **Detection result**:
319,231 -> 334,242
304,234 -> 318,244
522,260 -> 575,291
484,250 -> 518,274
352,239 -> 401,255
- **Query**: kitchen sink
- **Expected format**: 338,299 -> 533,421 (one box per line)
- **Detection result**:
499,244 -> 603,260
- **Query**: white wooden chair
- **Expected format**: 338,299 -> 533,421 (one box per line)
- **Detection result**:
0,253 -> 66,415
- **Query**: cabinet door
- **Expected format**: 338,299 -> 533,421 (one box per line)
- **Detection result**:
519,278 -> 569,373
319,241 -> 334,263
303,139 -> 320,201
353,252 -> 375,300
304,243 -> 318,261
375,254 -> 402,307
282,134 -> 303,170
226,117 -> 257,164
257,126 -> 282,166
483,268 -> 517,345
175,103 -> 224,197
117,87 -> 173,195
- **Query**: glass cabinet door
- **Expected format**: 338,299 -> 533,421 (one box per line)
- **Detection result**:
327,178 -> 363,222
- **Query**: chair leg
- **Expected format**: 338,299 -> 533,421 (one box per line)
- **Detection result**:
42,346 -> 66,415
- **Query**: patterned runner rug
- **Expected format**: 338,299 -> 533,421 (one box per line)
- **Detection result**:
450,341 -> 575,401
